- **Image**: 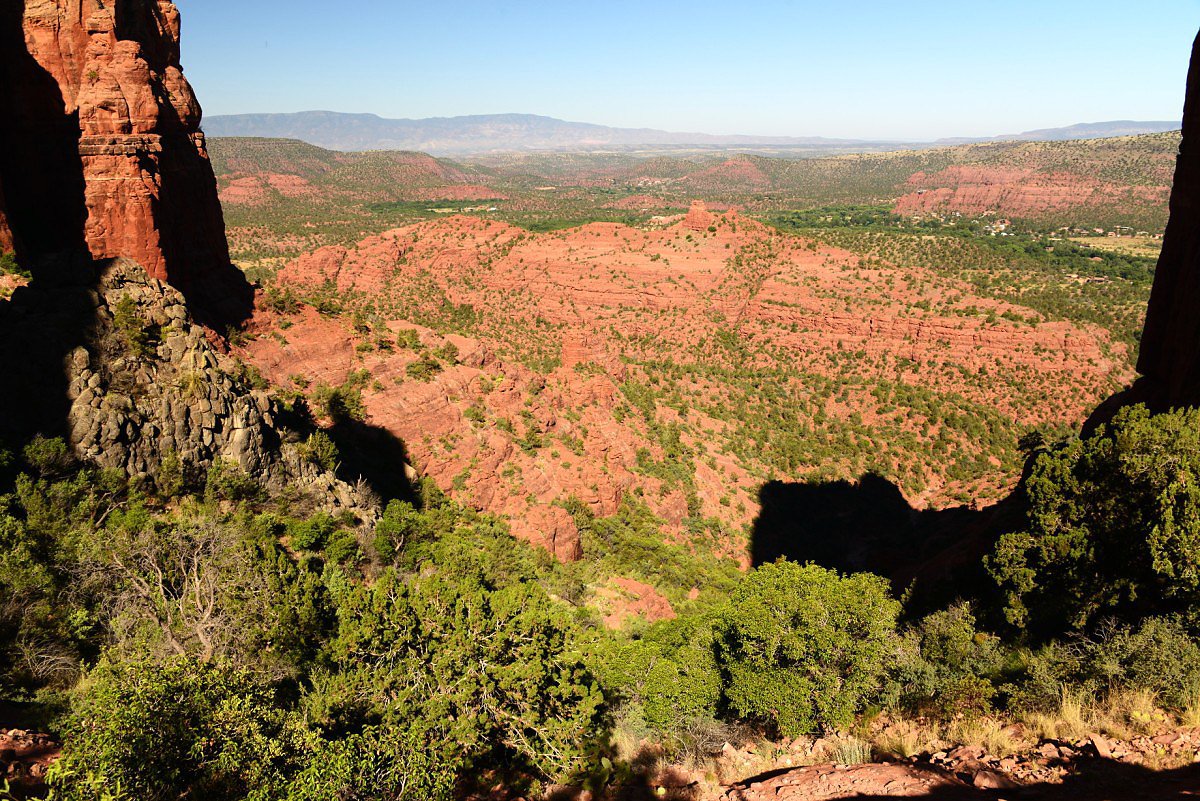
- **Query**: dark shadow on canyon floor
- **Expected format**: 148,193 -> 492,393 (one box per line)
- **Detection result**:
749,474 -> 1024,614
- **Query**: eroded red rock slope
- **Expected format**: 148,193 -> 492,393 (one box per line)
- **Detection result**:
241,207 -> 1130,560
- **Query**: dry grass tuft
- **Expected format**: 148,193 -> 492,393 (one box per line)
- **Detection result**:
872,719 -> 942,759
945,716 -> 1029,757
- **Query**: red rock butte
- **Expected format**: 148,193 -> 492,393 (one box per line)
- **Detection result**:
0,0 -> 247,324
683,199 -> 716,230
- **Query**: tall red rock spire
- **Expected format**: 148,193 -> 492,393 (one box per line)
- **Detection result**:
0,0 -> 247,324
1136,31 -> 1200,408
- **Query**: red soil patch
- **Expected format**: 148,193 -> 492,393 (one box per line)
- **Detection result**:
220,172 -> 315,205
600,577 -> 677,629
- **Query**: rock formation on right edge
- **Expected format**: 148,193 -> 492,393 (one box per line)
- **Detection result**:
1133,32 -> 1200,410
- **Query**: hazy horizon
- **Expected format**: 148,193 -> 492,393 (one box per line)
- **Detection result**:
177,0 -> 1198,141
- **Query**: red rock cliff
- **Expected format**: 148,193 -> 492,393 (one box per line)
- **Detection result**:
0,0 -> 246,323
1137,32 -> 1200,408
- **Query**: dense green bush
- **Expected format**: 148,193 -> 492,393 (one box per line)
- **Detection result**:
314,570 -> 605,784
0,250 -> 29,277
311,382 -> 366,422
111,295 -> 155,358
296,430 -> 339,471
371,499 -> 436,564
1007,616 -> 1200,713
282,724 -> 456,801
590,617 -> 722,741
714,561 -> 899,737
989,405 -> 1200,637
48,657 -> 295,801
884,604 -> 1005,719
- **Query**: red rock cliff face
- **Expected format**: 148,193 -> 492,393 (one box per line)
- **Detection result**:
0,0 -> 245,322
1135,32 -> 1200,408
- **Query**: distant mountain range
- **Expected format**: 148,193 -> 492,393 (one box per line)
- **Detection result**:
201,111 -> 1180,156
936,120 -> 1183,145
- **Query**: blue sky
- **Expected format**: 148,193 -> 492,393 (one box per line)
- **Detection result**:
176,0 -> 1199,140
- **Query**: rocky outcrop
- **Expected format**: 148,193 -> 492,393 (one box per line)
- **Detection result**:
0,258 -> 373,517
0,0 -> 247,324
683,199 -> 715,230
1135,32 -> 1200,410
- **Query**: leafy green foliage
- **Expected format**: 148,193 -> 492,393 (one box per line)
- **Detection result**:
49,657 -> 294,801
111,296 -> 155,358
0,250 -> 29,278
1006,617 -> 1200,713
315,570 -> 605,783
296,431 -> 339,471
590,616 -> 721,742
0,436 -> 603,798
312,380 -> 366,422
989,405 -> 1200,636
884,604 -> 1005,719
282,724 -> 456,801
405,353 -> 443,381
714,562 -> 899,736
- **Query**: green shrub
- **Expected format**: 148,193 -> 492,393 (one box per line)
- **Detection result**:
395,328 -> 423,350
23,436 -> 74,479
296,431 -> 339,471
0,250 -> 29,278
324,528 -> 361,567
314,571 -> 605,784
48,657 -> 294,801
156,452 -> 185,498
406,354 -> 443,382
989,405 -> 1200,636
204,460 -> 262,502
1007,616 -> 1200,713
311,383 -> 366,423
284,724 -> 455,801
287,514 -> 335,552
714,561 -> 899,736
884,604 -> 1004,719
591,617 -> 721,744
112,295 -> 154,358
372,499 -> 435,565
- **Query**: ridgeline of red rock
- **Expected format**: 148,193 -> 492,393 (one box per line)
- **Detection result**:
241,208 -> 1131,561
0,0 -> 246,323
892,164 -> 1170,222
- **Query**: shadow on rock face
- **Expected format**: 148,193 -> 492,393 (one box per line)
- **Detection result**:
0,0 -> 89,264
0,254 -> 103,448
325,415 -> 420,507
